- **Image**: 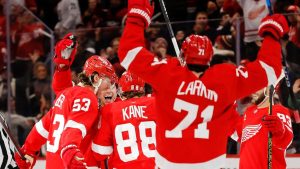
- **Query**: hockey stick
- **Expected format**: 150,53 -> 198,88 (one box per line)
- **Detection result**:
265,0 -> 300,123
158,0 -> 185,66
0,112 -> 25,159
267,85 -> 274,169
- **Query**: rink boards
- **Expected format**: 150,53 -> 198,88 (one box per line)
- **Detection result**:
34,155 -> 300,168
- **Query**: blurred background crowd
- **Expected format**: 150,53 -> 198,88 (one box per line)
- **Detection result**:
0,0 -> 299,155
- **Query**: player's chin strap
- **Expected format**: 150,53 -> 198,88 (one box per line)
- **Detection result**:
257,88 -> 270,107
91,78 -> 103,94
110,84 -> 118,102
258,71 -> 284,107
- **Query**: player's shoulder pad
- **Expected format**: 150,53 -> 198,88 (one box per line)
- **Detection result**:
273,104 -> 290,114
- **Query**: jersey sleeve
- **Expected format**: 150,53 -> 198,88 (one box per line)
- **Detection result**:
52,69 -> 73,95
227,105 -> 243,142
273,107 -> 293,149
118,22 -> 282,101
206,35 -> 282,102
59,92 -> 99,148
23,108 -> 53,152
91,105 -> 113,161
230,117 -> 243,142
118,22 -> 183,91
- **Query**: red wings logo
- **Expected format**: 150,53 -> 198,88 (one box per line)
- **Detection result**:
241,124 -> 262,143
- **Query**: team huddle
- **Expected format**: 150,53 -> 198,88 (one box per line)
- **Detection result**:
13,0 -> 293,169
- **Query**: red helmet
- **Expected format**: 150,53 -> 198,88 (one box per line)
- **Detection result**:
181,35 -> 213,66
83,55 -> 118,83
119,71 -> 145,93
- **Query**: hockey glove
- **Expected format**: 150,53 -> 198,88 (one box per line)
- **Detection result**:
61,144 -> 87,169
127,0 -> 154,28
14,146 -> 37,169
258,14 -> 289,40
54,33 -> 77,70
262,115 -> 285,137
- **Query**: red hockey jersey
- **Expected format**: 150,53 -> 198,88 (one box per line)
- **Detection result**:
26,86 -> 100,169
118,22 -> 282,168
239,104 -> 293,169
52,69 -> 73,95
91,96 -> 156,169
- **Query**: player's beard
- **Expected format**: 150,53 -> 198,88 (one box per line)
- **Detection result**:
251,91 -> 266,105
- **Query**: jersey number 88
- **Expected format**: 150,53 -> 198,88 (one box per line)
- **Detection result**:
115,121 -> 156,162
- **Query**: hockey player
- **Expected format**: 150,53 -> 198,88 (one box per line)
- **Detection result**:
90,71 -> 156,169
239,87 -> 293,169
14,35 -> 118,169
117,0 -> 289,168
51,34 -> 118,106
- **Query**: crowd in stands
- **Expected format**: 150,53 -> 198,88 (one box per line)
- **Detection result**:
0,0 -> 299,154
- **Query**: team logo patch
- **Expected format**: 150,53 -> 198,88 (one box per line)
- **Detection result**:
241,124 -> 262,143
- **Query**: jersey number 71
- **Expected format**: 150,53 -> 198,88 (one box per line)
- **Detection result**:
166,98 -> 214,139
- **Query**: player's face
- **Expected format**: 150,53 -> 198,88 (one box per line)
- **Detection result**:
96,78 -> 117,106
251,88 -> 265,105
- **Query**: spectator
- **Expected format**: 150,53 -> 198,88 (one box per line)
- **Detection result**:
106,37 -> 125,78
287,78 -> 300,110
176,30 -> 186,47
28,62 -> 51,116
207,0 -> 225,28
55,0 -> 82,38
211,35 -> 235,65
11,10 -> 45,79
0,4 -> 5,43
9,0 -> 37,13
36,0 -> 59,29
0,98 -> 36,145
286,5 -> 300,79
0,68 -> 36,145
232,0 -> 271,61
287,5 -> 300,48
216,12 -> 232,35
192,11 -> 217,43
105,0 -> 127,26
15,12 -> 45,62
71,24 -> 96,73
145,24 -> 162,45
82,0 -> 106,28
151,37 -> 173,61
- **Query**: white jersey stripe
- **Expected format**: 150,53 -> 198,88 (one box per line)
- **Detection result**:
230,131 -> 239,141
36,120 -> 49,139
259,61 -> 277,86
155,152 -> 226,169
64,120 -> 87,138
121,47 -> 143,70
285,124 -> 293,133
91,142 -> 113,155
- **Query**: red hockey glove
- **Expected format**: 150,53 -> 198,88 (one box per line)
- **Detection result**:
61,144 -> 87,169
54,33 -> 77,70
127,0 -> 154,28
258,14 -> 289,40
14,146 -> 37,169
262,115 -> 285,137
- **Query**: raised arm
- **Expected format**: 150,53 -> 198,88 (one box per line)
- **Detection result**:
118,0 -> 184,90
207,14 -> 289,102
52,33 -> 77,95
